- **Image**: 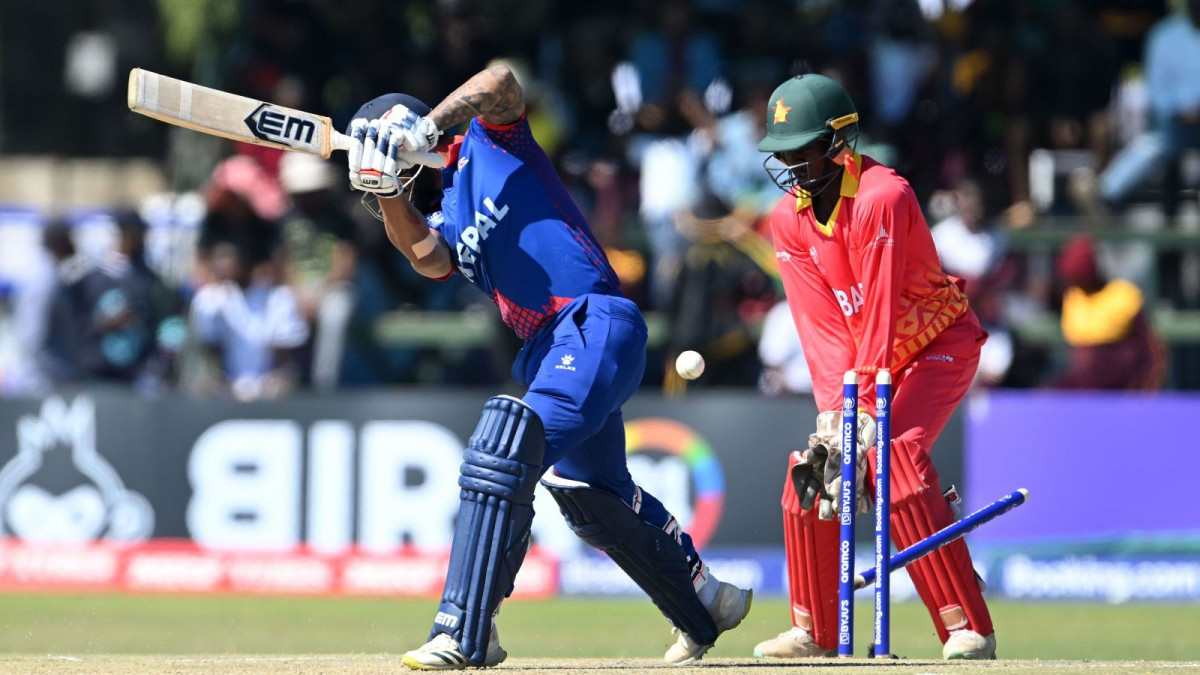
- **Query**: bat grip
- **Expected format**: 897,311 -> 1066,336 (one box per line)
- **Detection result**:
330,131 -> 444,168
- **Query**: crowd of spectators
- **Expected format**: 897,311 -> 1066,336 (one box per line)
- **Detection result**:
3,0 -> 1198,396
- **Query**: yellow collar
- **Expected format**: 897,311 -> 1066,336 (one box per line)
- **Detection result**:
795,153 -> 861,236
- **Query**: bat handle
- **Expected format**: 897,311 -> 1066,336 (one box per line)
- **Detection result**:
330,130 -> 444,168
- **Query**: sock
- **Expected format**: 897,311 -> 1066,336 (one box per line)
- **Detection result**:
694,562 -> 720,608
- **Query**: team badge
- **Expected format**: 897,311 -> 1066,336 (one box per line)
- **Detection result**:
773,98 -> 792,124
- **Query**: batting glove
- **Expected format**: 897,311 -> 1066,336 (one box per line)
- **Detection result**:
346,118 -> 412,197
380,103 -> 441,154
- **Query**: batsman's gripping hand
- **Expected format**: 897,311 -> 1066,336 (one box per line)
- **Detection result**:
379,103 -> 441,154
809,410 -> 876,520
347,105 -> 441,196
347,118 -> 410,197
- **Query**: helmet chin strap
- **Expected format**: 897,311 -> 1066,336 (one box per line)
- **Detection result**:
793,169 -> 840,200
792,145 -> 853,199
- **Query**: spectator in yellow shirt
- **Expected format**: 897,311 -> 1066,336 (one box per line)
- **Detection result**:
1048,235 -> 1166,389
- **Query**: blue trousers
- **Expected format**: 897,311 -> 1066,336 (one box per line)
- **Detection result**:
513,293 -> 701,561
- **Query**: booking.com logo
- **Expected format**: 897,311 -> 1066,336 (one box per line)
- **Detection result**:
623,418 -> 724,547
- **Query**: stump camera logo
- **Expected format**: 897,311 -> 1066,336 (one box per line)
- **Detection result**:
0,397 -> 153,543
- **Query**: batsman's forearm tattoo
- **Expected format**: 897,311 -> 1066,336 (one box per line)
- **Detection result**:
430,66 -> 525,130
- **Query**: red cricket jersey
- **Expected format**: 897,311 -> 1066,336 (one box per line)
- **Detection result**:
768,153 -> 969,413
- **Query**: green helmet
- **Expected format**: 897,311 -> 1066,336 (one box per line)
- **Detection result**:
757,74 -> 858,153
758,74 -> 859,194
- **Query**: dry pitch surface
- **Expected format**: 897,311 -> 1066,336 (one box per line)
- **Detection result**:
1,655 -> 1198,674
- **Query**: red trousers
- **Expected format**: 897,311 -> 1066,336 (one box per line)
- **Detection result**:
782,312 -> 992,647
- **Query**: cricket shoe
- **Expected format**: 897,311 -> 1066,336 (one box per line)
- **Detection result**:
663,581 -> 753,665
752,626 -> 831,658
402,626 -> 507,670
942,630 -> 996,660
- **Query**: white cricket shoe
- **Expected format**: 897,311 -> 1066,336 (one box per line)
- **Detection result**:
663,581 -> 753,665
942,629 -> 997,660
752,626 -> 831,658
402,625 -> 507,670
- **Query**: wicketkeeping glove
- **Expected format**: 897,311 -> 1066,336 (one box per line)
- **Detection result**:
798,410 -> 876,520
789,444 -> 827,514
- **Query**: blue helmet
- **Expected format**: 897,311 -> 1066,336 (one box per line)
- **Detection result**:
346,93 -> 431,133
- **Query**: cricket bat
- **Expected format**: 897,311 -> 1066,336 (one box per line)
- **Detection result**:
127,68 -> 442,167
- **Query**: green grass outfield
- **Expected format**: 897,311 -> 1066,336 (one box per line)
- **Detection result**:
0,594 -> 1197,661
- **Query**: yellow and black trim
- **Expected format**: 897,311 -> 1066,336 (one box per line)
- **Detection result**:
829,112 -> 859,130
795,152 -> 862,236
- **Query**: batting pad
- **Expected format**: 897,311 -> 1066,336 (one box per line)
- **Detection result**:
433,395 -> 545,664
541,473 -> 719,646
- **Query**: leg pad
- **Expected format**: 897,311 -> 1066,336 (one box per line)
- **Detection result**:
433,396 -> 545,664
541,472 -> 719,646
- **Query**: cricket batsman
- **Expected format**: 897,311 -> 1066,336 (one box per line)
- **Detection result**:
752,73 -> 995,660
343,65 -> 752,670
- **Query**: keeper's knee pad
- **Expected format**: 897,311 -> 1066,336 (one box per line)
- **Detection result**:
541,472 -> 719,645
433,395 -> 545,664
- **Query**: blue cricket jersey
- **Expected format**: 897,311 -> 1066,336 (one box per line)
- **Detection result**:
429,116 -> 621,340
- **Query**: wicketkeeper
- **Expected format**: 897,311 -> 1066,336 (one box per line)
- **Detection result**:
753,72 -> 996,660
343,64 -> 752,670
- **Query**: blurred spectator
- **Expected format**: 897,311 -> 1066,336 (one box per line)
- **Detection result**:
627,0 -> 723,135
196,156 -> 286,285
1046,235 -> 1166,389
2,221 -> 90,395
71,211 -> 183,393
278,153 -> 357,391
637,133 -> 700,308
663,192 -> 777,392
757,301 -> 812,396
189,243 -> 309,400
1098,0 -> 1200,208
700,75 -> 778,215
868,0 -> 936,134
1030,2 -> 1119,171
931,179 -> 1015,385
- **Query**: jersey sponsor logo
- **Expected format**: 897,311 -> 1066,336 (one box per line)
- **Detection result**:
776,250 -> 791,262
833,283 -> 865,317
457,157 -> 470,171
454,196 -> 509,281
554,354 -> 577,372
924,354 -> 955,363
